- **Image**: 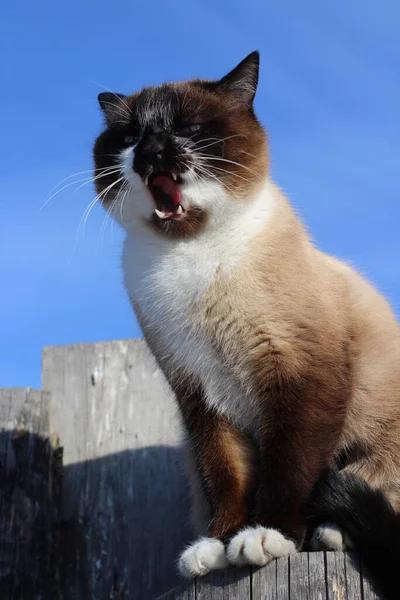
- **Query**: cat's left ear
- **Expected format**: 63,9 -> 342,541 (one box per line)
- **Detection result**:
217,51 -> 260,106
97,92 -> 128,125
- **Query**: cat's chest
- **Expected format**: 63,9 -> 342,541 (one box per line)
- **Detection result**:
123,232 -> 226,350
122,230 -> 256,427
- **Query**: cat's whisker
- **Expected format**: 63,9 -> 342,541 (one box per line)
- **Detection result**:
195,158 -> 254,185
77,176 -> 124,241
41,177 -> 96,210
97,101 -> 131,122
194,134 -> 248,151
91,80 -> 133,118
239,149 -> 261,160
49,169 -> 102,195
101,178 -> 129,233
41,167 -> 121,211
118,181 -> 131,224
193,163 -> 241,201
75,168 -> 121,193
199,156 -> 263,179
100,188 -> 122,235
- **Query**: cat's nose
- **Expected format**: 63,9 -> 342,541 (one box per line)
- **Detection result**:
141,135 -> 165,160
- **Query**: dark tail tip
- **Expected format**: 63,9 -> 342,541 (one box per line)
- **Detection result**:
306,468 -> 400,600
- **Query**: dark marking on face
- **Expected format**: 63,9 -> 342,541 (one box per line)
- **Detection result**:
93,51 -> 269,238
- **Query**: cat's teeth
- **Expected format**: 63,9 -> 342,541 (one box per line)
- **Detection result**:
155,208 -> 168,219
144,175 -> 149,185
171,173 -> 177,181
177,205 -> 183,215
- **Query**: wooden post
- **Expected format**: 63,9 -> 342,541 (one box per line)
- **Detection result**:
42,339 -> 192,600
0,388 -> 61,600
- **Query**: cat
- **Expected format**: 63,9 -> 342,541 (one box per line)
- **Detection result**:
93,51 -> 400,579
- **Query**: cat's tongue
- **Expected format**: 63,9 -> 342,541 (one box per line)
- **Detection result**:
151,174 -> 181,206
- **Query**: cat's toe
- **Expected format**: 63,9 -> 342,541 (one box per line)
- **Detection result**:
227,526 -> 297,567
178,537 -> 228,578
310,523 -> 353,551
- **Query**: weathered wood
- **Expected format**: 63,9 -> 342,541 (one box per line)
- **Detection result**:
42,340 -> 192,600
344,553 -> 362,599
0,388 -> 58,600
276,556 -> 290,600
157,584 -> 196,600
326,551 -> 347,599
161,552 -> 387,599
196,568 -> 251,599
361,561 -> 382,600
252,561 -> 277,600
308,552 -> 327,600
289,553 -> 309,599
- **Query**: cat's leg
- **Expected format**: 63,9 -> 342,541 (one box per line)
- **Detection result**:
176,386 -> 256,578
227,374 -> 348,568
183,444 -> 212,537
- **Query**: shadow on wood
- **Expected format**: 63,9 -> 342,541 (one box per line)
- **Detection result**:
0,427 -> 191,599
0,423 -> 385,600
55,445 -> 191,599
159,553 -> 384,600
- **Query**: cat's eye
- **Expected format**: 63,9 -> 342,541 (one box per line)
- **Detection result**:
124,135 -> 137,145
177,124 -> 202,137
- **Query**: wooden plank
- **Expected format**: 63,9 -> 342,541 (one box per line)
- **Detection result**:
252,562 -> 277,600
156,584 -> 196,600
360,561 -> 383,600
326,552 -> 347,600
289,553 -> 310,599
308,552 -> 327,599
276,556 -> 290,600
43,340 -> 192,600
344,553 -> 362,599
0,388 -> 56,599
196,567 -> 251,599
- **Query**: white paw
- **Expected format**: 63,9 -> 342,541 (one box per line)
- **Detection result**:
178,537 -> 229,578
310,523 -> 354,551
227,526 -> 297,567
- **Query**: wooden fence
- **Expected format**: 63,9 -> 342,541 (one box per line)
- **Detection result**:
0,340 -> 383,599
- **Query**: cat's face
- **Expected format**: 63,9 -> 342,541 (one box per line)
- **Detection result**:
93,51 -> 268,238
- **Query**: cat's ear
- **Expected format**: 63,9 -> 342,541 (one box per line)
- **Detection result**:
216,51 -> 260,106
97,92 -> 128,125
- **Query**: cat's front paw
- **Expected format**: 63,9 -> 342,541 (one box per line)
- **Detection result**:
227,526 -> 297,567
310,523 -> 354,551
178,537 -> 229,578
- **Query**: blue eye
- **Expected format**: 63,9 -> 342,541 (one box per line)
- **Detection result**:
177,124 -> 202,136
124,135 -> 137,145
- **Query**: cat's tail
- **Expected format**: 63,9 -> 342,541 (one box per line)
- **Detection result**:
307,468 -> 400,600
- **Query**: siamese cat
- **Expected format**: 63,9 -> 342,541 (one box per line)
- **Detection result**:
93,51 -> 400,582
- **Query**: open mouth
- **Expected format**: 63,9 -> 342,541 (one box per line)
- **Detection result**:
147,172 -> 185,220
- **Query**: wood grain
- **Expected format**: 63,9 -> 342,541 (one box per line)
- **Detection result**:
42,339 -> 192,599
0,388 -> 56,600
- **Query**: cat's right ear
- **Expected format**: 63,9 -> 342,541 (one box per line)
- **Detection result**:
97,92 -> 128,125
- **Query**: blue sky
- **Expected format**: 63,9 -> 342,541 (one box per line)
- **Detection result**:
2,0 -> 400,388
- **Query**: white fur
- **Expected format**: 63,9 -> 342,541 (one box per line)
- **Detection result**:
310,523 -> 354,551
118,155 -> 276,429
178,538 -> 228,578
227,526 -> 296,567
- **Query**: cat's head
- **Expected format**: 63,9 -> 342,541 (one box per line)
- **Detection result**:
93,51 -> 269,238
